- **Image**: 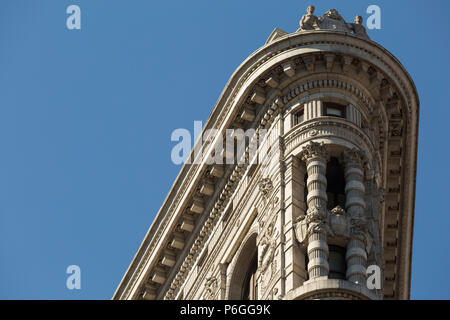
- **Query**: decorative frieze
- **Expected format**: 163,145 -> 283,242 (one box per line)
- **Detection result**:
284,118 -> 377,170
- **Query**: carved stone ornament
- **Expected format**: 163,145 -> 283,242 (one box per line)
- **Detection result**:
349,15 -> 369,39
294,216 -> 308,245
298,6 -> 370,40
349,213 -> 373,253
299,5 -> 320,30
300,141 -> 328,163
203,276 -> 218,300
258,220 -> 277,296
329,205 -> 350,237
318,9 -> 350,32
343,148 -> 366,168
296,205 -> 355,245
258,177 -> 273,198
258,221 -> 276,275
294,204 -> 329,245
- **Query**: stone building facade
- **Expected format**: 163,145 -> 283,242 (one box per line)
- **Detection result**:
114,7 -> 419,300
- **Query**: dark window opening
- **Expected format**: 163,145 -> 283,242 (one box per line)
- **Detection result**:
304,171 -> 308,206
293,108 -> 305,125
326,157 -> 346,210
323,102 -> 346,118
361,120 -> 368,129
242,251 -> 258,300
328,245 -> 346,280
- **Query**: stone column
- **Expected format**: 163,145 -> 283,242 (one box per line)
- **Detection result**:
343,149 -> 368,284
301,142 -> 329,279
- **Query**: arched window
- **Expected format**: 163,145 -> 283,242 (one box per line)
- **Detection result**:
242,251 -> 258,300
228,233 -> 258,300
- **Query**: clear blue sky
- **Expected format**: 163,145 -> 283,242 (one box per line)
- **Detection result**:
0,0 -> 449,300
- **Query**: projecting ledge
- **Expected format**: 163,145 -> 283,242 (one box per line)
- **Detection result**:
283,277 -> 380,300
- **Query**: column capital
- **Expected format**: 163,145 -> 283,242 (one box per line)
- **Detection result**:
343,148 -> 366,169
300,142 -> 328,164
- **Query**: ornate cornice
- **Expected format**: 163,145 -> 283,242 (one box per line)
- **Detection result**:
163,101 -> 282,300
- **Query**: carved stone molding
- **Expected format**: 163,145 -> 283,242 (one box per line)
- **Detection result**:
284,119 -> 378,170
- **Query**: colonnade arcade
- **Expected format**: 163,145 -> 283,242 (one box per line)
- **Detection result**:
294,141 -> 379,286
226,125 -> 384,300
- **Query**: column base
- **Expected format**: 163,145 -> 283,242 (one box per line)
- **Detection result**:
283,277 -> 380,300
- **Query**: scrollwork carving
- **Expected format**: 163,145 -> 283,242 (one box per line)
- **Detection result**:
203,276 -> 218,300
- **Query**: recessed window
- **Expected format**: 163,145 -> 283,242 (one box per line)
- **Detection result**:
242,251 -> 258,300
326,157 -> 346,210
328,245 -> 347,280
293,108 -> 304,125
327,107 -> 343,117
324,102 -> 346,118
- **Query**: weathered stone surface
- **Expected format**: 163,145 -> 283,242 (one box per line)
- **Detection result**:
298,6 -> 370,40
113,7 -> 418,301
